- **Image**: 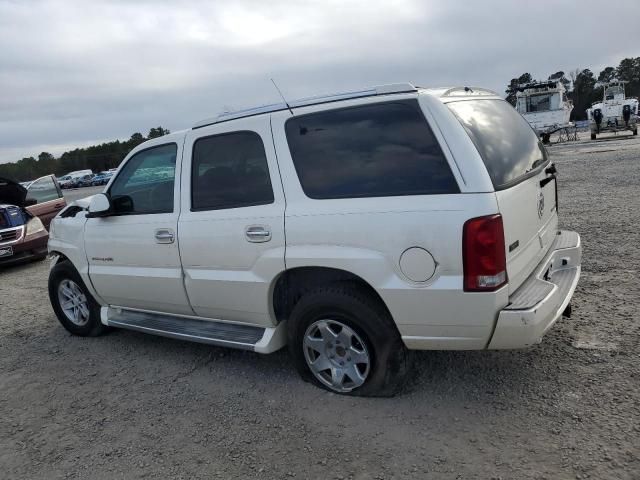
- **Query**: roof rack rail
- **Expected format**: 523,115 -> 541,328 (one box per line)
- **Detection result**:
193,83 -> 418,129
442,86 -> 498,97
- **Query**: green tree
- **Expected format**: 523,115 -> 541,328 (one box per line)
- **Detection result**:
597,66 -> 616,84
0,127 -> 170,181
505,73 -> 534,105
616,57 -> 640,98
147,127 -> 170,139
571,69 -> 598,120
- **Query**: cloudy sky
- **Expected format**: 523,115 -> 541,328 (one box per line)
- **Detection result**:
1,0 -> 638,163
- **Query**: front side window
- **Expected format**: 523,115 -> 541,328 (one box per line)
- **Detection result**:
108,143 -> 177,214
285,100 -> 459,199
26,176 -> 60,204
191,131 -> 274,211
447,99 -> 548,189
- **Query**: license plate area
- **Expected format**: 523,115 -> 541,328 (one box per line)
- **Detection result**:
0,245 -> 14,258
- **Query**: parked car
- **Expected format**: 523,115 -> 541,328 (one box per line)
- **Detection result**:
47,83 -> 581,396
91,171 -> 114,186
1,174 -> 66,266
57,175 -> 73,189
74,174 -> 95,188
58,170 -> 93,189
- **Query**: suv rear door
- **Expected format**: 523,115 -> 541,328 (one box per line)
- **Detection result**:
25,174 -> 66,229
178,115 -> 285,326
446,98 -> 558,293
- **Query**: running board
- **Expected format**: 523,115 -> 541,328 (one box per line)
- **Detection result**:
101,307 -> 286,354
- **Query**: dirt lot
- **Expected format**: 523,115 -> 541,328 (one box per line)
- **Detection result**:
1,133 -> 639,479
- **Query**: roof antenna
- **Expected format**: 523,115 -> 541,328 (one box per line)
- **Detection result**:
271,78 -> 294,116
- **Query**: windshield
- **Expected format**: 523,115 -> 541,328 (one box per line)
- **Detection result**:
447,99 -> 548,189
605,86 -> 623,100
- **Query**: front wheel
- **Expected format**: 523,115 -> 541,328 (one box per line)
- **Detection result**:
48,260 -> 108,336
288,286 -> 411,397
633,128 -> 638,136
591,133 -> 597,140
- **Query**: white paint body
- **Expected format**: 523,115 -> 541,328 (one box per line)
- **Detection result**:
48,85 -> 581,352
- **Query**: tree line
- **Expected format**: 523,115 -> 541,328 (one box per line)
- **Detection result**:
505,57 -> 640,121
0,127 -> 169,182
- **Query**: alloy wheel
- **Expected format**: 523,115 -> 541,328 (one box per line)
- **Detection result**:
303,319 -> 371,392
57,279 -> 90,326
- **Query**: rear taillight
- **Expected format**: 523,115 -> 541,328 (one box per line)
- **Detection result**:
463,214 -> 507,292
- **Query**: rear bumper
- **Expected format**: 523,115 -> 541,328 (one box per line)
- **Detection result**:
488,230 -> 581,349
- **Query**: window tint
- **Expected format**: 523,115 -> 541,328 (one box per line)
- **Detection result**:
191,131 -> 274,211
109,143 -> 177,214
447,99 -> 548,189
285,100 -> 458,199
26,176 -> 60,203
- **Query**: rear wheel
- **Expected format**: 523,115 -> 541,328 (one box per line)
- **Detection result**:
288,285 -> 411,396
49,260 -> 107,336
591,133 -> 597,140
633,128 -> 638,136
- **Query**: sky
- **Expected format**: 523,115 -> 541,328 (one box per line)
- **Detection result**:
1,0 -> 639,164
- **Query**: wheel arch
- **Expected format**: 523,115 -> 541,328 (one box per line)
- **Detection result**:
271,266 -> 393,325
49,250 -> 71,266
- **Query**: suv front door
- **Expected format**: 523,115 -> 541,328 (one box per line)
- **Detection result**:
25,175 -> 66,229
85,139 -> 193,315
178,116 -> 285,326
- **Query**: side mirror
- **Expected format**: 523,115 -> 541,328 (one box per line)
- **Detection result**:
87,193 -> 111,218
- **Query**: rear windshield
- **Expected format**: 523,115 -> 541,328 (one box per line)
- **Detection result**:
447,99 -> 548,189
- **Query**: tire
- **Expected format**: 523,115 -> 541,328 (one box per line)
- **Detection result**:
591,133 -> 597,140
48,260 -> 107,336
287,285 -> 411,397
633,128 -> 638,136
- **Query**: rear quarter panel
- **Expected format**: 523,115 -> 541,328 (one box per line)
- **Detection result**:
271,102 -> 507,349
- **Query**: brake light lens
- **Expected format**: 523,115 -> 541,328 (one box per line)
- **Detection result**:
463,214 -> 507,292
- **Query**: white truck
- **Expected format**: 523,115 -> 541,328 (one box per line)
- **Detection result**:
47,84 -> 582,396
587,82 -> 638,140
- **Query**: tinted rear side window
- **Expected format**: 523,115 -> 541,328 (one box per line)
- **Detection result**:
191,131 -> 274,211
285,100 -> 459,199
446,99 -> 548,189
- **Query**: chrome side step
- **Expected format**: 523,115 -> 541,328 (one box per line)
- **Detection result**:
102,307 -> 286,353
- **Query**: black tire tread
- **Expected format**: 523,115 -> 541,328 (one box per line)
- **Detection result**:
48,260 -> 108,337
287,284 -> 411,397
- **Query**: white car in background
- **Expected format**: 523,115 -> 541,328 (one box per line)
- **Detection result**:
47,83 -> 582,396
58,170 -> 93,189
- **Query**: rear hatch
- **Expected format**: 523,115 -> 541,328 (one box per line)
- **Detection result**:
447,99 -> 558,294
0,176 -> 28,207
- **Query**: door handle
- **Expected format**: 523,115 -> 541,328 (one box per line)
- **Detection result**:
155,229 -> 175,244
245,226 -> 271,243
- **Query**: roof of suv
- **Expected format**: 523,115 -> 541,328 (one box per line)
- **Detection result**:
192,83 -> 500,129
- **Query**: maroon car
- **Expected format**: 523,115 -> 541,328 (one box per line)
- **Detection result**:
0,175 -> 66,266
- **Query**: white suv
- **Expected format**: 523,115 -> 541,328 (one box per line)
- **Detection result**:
47,84 -> 582,396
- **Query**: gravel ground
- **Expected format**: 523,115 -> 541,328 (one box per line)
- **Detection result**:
1,133 -> 639,479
